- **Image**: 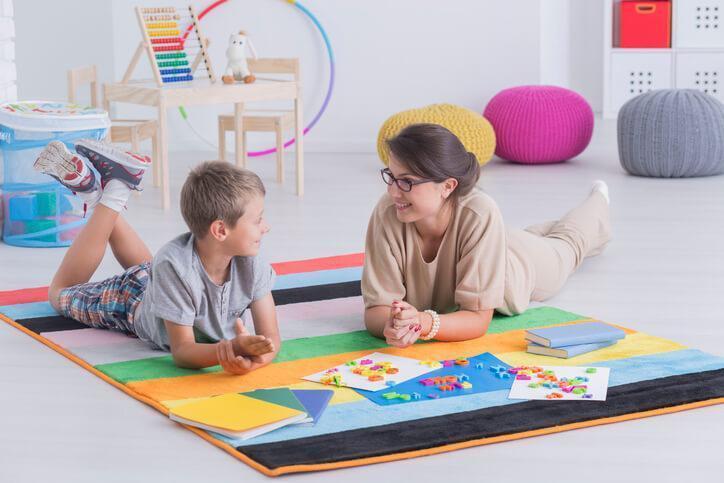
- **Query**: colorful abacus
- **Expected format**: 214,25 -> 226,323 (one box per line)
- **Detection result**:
135,6 -> 215,86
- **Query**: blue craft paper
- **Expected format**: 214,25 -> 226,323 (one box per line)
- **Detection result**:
355,352 -> 514,406
291,389 -> 334,424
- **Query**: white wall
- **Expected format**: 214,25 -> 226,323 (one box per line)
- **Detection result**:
540,0 -> 570,87
108,0 -> 543,152
0,0 -> 16,102
568,0 -> 604,111
14,0 -> 114,105
10,1 -> 609,153
538,0 -> 605,110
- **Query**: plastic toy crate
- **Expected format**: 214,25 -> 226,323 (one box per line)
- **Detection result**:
0,101 -> 109,247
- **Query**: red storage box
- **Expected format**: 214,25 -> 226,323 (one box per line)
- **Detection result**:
619,1 -> 671,48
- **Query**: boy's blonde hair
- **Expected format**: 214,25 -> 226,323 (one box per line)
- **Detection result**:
180,161 -> 265,238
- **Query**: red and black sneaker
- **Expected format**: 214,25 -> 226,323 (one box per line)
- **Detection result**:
33,141 -> 99,193
74,139 -> 151,191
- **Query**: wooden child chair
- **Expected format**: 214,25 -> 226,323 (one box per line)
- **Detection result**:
217,58 -> 300,183
67,65 -> 161,188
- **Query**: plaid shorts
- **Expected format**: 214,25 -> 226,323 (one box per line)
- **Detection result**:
58,262 -> 151,335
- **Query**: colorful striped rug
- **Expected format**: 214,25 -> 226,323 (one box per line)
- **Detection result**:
1,253 -> 723,476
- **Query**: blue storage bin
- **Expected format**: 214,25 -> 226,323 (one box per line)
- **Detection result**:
0,101 -> 110,247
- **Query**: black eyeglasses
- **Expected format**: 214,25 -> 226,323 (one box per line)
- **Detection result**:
380,168 -> 434,192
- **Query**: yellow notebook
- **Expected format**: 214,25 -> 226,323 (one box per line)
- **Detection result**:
169,393 -> 307,440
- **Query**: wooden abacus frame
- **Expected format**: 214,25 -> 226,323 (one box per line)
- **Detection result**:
122,5 -> 215,86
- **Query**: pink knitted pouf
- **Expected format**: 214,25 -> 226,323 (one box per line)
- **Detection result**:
483,86 -> 593,164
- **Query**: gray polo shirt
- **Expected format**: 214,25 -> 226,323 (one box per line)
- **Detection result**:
133,233 -> 275,350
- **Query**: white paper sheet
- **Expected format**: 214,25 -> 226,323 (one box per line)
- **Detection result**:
507,365 -> 610,401
303,352 -> 435,392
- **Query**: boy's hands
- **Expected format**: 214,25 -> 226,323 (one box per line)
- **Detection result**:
231,318 -> 275,356
382,300 -> 423,348
217,319 -> 275,375
216,338 -> 254,375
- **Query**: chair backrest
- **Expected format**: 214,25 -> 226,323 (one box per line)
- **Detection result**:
247,58 -> 300,80
67,65 -> 99,108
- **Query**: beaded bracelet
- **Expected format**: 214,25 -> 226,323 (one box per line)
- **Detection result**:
420,309 -> 441,340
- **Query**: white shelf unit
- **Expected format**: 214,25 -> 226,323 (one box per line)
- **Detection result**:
603,0 -> 724,118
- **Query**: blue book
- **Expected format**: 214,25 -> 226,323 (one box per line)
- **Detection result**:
527,340 -> 618,358
291,389 -> 334,426
525,322 -> 626,348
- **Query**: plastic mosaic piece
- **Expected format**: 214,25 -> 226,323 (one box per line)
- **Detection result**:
586,368 -> 597,374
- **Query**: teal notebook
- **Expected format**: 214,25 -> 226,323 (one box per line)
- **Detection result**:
527,340 -> 618,358
243,388 -> 312,424
525,321 -> 625,348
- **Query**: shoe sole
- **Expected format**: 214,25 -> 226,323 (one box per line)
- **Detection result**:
75,138 -> 152,170
33,141 -> 99,193
34,141 -> 75,174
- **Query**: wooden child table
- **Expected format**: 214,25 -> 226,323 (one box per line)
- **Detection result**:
103,79 -> 304,210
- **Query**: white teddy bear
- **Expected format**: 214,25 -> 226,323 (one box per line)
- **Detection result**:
222,31 -> 258,84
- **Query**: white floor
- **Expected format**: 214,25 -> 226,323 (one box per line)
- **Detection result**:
0,119 -> 722,482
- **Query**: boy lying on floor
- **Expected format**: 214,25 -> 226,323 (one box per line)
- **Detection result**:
34,140 -> 279,375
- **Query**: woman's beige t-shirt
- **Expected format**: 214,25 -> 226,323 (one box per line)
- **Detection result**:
361,189 -> 510,313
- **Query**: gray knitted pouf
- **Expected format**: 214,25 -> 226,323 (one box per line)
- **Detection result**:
618,89 -> 724,178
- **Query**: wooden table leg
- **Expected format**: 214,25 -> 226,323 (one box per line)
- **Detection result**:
158,99 -> 170,210
294,90 -> 304,196
102,89 -> 113,142
151,131 -> 161,188
234,102 -> 245,168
